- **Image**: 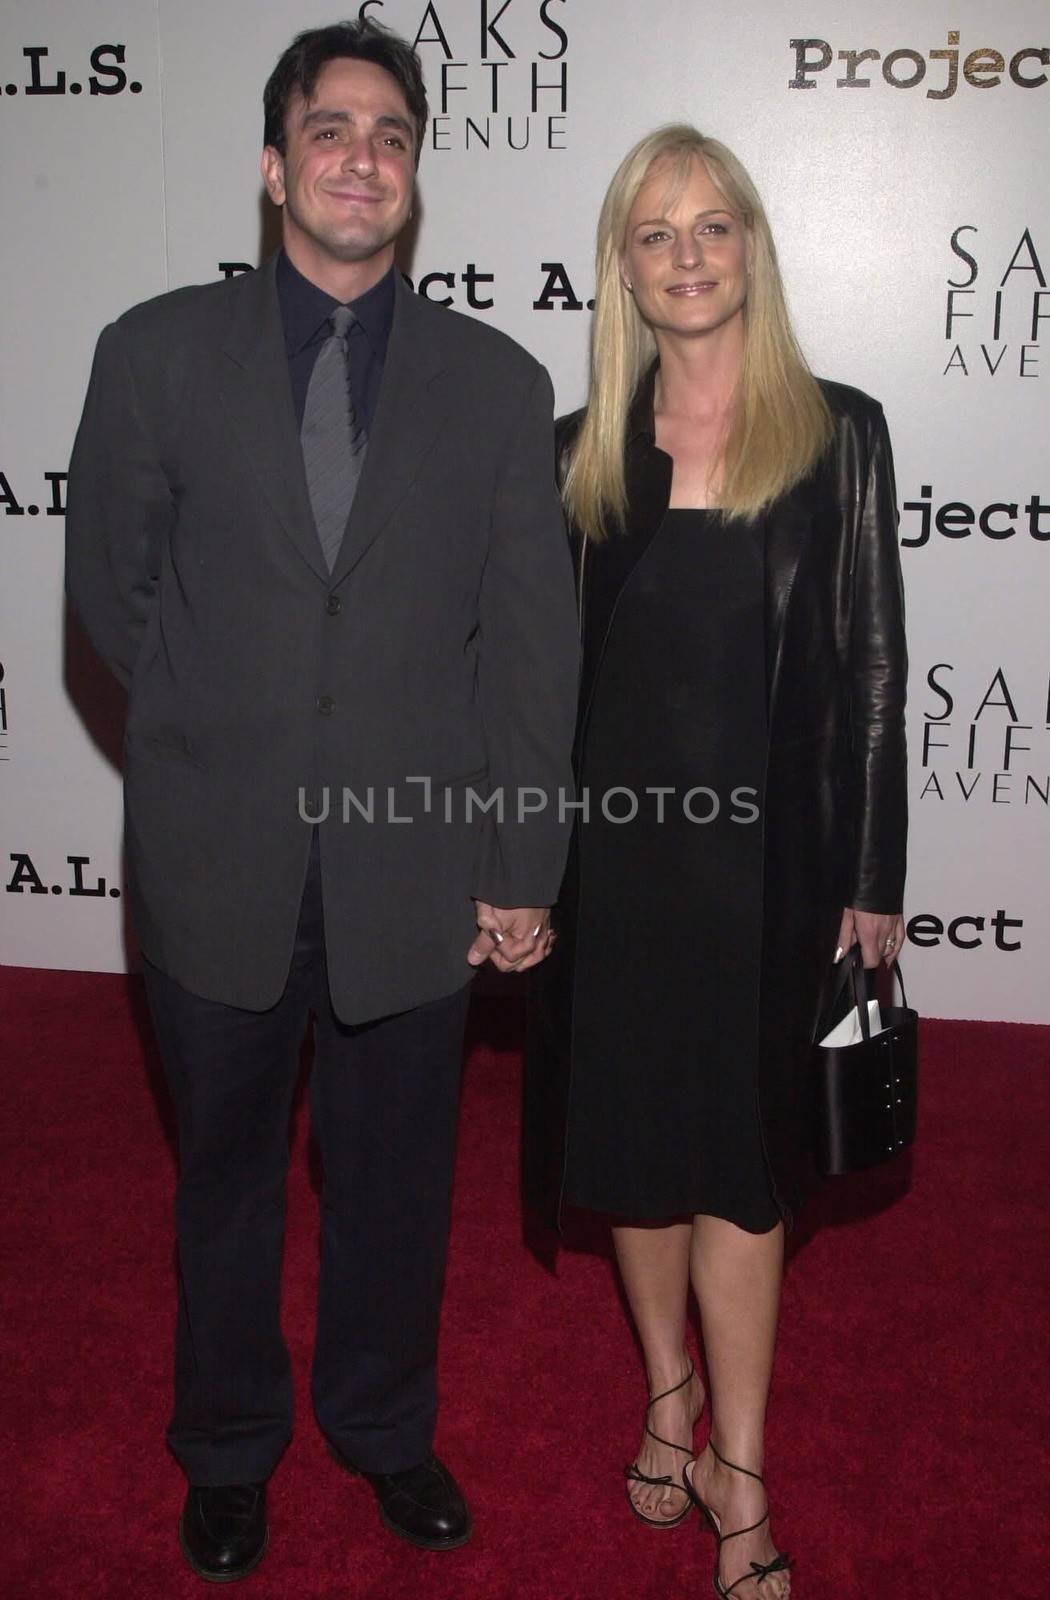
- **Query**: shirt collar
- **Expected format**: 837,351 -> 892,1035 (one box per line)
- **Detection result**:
276,248 -> 395,359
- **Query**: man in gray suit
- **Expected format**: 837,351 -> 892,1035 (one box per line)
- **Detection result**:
66,19 -> 577,1582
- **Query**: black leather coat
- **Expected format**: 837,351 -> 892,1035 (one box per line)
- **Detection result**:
525,373 -> 908,1221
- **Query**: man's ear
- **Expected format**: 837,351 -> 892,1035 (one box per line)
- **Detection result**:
260,146 -> 286,207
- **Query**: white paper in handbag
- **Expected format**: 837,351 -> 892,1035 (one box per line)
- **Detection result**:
818,999 -> 885,1048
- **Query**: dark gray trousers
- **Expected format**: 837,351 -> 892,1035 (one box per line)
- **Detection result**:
144,831 -> 471,1485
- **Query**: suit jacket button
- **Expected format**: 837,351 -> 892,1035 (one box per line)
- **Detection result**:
317,694 -> 335,716
326,593 -> 342,615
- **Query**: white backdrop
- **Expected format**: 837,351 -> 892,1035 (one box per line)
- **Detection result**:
1,0 -> 1047,1021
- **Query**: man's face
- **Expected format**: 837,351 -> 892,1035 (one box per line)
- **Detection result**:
261,57 -> 416,274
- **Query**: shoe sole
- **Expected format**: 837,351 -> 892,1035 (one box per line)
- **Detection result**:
178,1518 -> 269,1584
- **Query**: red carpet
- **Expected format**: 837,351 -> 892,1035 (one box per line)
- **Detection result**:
2,967 -> 1048,1599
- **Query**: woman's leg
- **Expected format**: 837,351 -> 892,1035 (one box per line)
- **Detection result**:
612,1220 -> 705,1521
687,1215 -> 790,1596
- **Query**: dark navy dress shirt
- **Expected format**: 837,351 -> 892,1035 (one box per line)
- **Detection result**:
276,249 -> 394,434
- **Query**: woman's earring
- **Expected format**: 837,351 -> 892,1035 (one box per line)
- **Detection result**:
623,280 -> 634,292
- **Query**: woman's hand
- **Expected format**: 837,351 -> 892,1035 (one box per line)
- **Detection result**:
836,907 -> 905,968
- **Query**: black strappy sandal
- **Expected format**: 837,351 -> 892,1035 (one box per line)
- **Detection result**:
624,1364 -> 698,1529
682,1441 -> 792,1596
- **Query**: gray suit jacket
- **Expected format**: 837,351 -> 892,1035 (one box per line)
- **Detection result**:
66,256 -> 580,1022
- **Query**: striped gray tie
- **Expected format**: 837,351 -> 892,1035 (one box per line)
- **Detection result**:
300,305 -> 367,572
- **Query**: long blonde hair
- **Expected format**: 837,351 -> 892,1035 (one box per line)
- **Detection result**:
563,125 -> 833,539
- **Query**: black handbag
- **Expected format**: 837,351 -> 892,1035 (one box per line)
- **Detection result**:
813,946 -> 919,1176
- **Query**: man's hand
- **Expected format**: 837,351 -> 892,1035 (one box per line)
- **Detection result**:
467,904 -> 554,973
836,907 -> 906,969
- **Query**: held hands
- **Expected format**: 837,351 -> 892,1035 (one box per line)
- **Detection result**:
467,904 -> 555,974
836,907 -> 906,969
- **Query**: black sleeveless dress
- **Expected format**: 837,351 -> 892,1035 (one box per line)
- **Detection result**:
562,508 -> 779,1231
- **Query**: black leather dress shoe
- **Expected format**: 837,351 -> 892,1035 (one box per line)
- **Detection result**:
179,1483 -> 268,1582
357,1454 -> 472,1550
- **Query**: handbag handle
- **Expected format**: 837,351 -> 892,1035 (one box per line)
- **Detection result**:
820,944 -> 910,1042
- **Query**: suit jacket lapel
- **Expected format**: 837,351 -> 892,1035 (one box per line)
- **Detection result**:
330,274 -> 446,584
218,254 -> 329,583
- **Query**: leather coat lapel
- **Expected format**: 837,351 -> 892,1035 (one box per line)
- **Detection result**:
577,366 -> 672,738
578,435 -> 671,740
761,480 -> 813,707
218,254 -> 328,582
330,273 -> 445,584
763,478 -> 816,711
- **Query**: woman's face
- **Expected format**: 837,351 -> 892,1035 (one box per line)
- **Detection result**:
622,154 -> 749,341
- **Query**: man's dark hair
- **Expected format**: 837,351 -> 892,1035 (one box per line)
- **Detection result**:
263,19 -> 428,167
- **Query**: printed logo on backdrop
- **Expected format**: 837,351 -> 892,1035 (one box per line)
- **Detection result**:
216,261 -> 594,314
943,226 -> 1047,378
906,909 -> 1023,950
789,31 -> 1048,96
899,484 -> 1049,548
0,45 -> 141,98
219,258 -> 503,310
0,663 -> 8,764
5,852 -> 121,899
0,471 -> 67,520
918,664 -> 1049,809
356,0 -> 570,152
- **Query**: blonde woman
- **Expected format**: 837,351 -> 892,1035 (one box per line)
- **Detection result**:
526,126 -> 906,1598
